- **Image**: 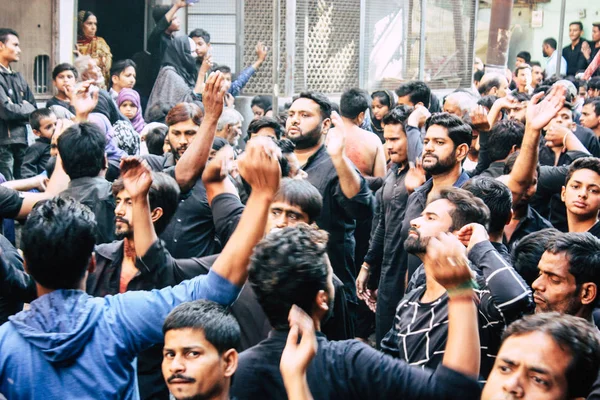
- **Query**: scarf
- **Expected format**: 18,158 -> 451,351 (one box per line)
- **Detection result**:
161,36 -> 198,88
117,88 -> 146,134
370,90 -> 397,134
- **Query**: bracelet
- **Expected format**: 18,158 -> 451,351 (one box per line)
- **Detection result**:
446,279 -> 479,297
361,264 -> 370,272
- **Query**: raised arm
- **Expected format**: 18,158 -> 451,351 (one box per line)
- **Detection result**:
328,111 -> 362,199
175,72 -> 225,192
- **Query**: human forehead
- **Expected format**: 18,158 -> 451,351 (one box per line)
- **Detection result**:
567,168 -> 600,186
289,98 -> 321,114
270,200 -> 307,216
163,328 -> 215,351
424,124 -> 450,140
169,119 -> 200,133
383,123 -> 406,139
538,251 -> 571,278
41,114 -> 57,124
422,198 -> 454,217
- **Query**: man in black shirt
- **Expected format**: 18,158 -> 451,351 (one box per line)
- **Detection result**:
478,119 -> 524,179
148,1 -> 187,86
232,224 -> 482,400
560,157 -> 600,237
285,92 -> 374,308
562,21 -> 591,76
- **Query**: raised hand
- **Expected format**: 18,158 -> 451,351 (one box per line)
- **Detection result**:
120,157 -> 153,200
456,223 -> 490,253
256,41 -> 268,63
202,71 -> 226,122
237,136 -> 281,198
200,54 -> 213,74
327,111 -> 346,159
67,80 -> 99,120
469,105 -> 491,132
407,104 -> 431,128
582,41 -> 592,61
202,145 -> 233,184
425,233 -> 473,291
544,123 -> 572,149
526,85 -> 567,131
405,158 -> 426,193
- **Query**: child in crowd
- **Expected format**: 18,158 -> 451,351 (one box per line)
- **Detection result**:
45,63 -> 77,114
21,108 -> 56,178
117,88 -> 146,134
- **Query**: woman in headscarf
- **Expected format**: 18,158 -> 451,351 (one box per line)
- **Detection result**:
369,90 -> 397,143
145,36 -> 204,120
117,88 -> 146,135
76,11 -> 112,89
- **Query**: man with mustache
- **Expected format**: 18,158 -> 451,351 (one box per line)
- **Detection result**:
380,188 -> 533,379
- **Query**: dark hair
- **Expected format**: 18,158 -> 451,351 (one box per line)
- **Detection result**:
152,5 -> 171,23
545,232 -> 600,298
146,101 -> 174,124
424,112 -> 473,150
430,187 -> 490,231
530,61 -> 542,68
109,59 -> 136,88
145,125 -> 168,155
22,197 -> 97,290
371,90 -> 394,108
473,69 -> 484,83
58,122 -> 106,180
588,77 -> 600,91
503,150 -> 541,179
249,225 -> 329,329
583,97 -> 600,116
212,137 -> 228,152
462,177 -> 512,235
340,88 -> 370,120
0,28 -> 18,44
78,12 -> 96,36
273,178 -> 323,223
276,139 -> 292,177
594,22 -> 600,30
29,108 -> 56,131
486,119 -> 525,162
189,28 -> 211,44
381,105 -> 413,136
516,51 -> 531,64
512,92 -> 531,102
511,228 -> 560,287
247,117 -> 283,140
45,156 -> 57,179
514,64 -> 531,77
293,92 -> 332,120
478,74 -> 506,96
569,21 -> 584,31
52,63 -> 78,81
251,95 -> 272,112
163,300 -> 240,353
396,81 -> 431,108
502,312 -> 600,399
477,95 -> 498,110
565,157 -> 600,186
543,38 -> 558,50
166,102 -> 203,127
213,65 -> 232,75
112,172 -> 180,235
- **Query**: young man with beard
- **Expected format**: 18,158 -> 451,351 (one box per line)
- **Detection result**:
232,224 -> 482,400
381,188 -> 533,379
561,157 -> 600,238
285,92 -> 374,319
375,112 -> 472,344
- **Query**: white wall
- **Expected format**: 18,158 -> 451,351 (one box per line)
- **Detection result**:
58,0 -> 76,63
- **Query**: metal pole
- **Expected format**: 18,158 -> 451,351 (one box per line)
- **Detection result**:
555,0 -> 567,77
272,0 -> 281,112
358,0 -> 366,89
485,0 -> 513,75
418,0 -> 426,80
285,0 -> 296,97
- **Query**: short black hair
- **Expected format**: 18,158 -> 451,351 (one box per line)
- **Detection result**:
58,122 -> 106,180
145,125 -> 168,155
213,65 -> 232,75
146,101 -> 174,124
424,112 -> 473,150
22,197 -> 97,290
396,81 -> 431,108
503,150 -> 541,179
486,119 -> 525,162
112,172 -> 180,235
163,300 -> 240,354
249,225 -> 330,330
45,156 -> 57,179
569,21 -> 584,31
594,22 -> 600,30
530,61 -> 542,68
565,157 -> 600,186
516,51 -> 531,64
502,312 -> 600,399
29,108 -> 56,131
0,28 -> 18,44
511,228 -> 560,287
251,95 -> 273,112
462,177 -> 512,235
545,232 -> 600,301
512,92 -> 531,102
381,105 -> 413,132
293,92 -> 332,120
583,97 -> 600,116
189,28 -> 211,44
247,117 -> 284,140
52,63 -> 78,81
430,187 -> 490,232
371,90 -> 395,108
273,178 -> 323,223
477,95 -> 499,110
473,69 -> 484,83
340,88 -> 370,120
110,59 -> 136,80
514,64 -> 531,77
543,37 -> 558,50
589,77 -> 600,91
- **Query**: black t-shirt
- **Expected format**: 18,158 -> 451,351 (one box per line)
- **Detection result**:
588,221 -> 600,239
0,186 -> 23,220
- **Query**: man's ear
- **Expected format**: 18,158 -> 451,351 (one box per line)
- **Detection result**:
561,185 -> 566,203
314,289 -> 330,314
580,282 -> 597,306
321,117 -> 332,134
357,111 -> 365,126
150,207 -> 163,224
455,143 -> 469,162
111,75 -> 118,87
222,349 -> 238,378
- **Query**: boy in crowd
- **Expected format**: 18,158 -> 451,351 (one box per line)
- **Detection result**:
21,108 -> 56,179
46,63 -> 78,114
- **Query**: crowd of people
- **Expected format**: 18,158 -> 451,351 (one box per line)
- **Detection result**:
1,2 -> 600,399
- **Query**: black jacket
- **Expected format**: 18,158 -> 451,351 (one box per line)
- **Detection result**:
21,137 -> 51,178
0,66 -> 36,145
0,234 -> 28,325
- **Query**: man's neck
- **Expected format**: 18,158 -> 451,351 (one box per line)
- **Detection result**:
36,281 -> 85,298
571,38 -> 581,48
592,126 -> 600,139
567,212 -> 599,234
294,138 -> 324,166
0,58 -> 11,70
430,165 -> 462,195
512,204 -> 528,219
342,116 -> 359,127
422,261 -> 447,303
123,236 -> 137,261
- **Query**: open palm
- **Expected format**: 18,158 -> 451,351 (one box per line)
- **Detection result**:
526,85 -> 566,131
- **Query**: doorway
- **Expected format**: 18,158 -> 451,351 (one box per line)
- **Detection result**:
78,0 -> 146,61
